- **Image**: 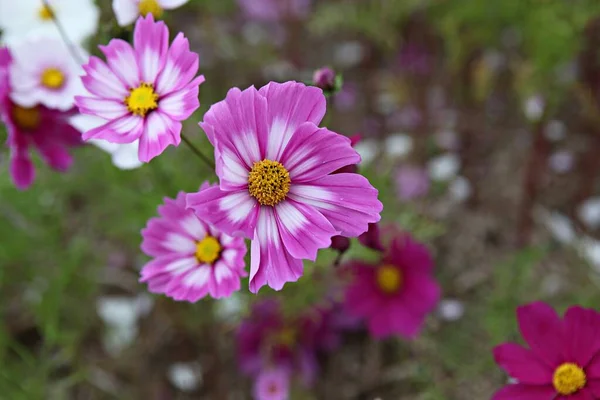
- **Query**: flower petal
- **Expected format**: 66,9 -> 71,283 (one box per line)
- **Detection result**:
81,56 -> 128,100
155,32 -> 199,94
563,306 -> 600,367
288,173 -> 382,237
138,111 -> 181,162
133,15 -> 169,84
99,38 -> 140,89
82,114 -> 144,144
258,81 -> 326,160
158,76 -> 204,120
517,302 -> 565,368
113,0 -> 139,26
76,96 -> 129,120
10,152 -> 35,190
493,343 -> 553,384
491,384 -> 556,400
279,122 -> 360,183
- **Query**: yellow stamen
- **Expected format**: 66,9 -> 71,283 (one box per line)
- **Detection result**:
553,363 -> 586,395
138,0 -> 163,18
41,68 -> 65,90
38,4 -> 54,20
248,160 -> 291,206
195,236 -> 221,264
125,83 -> 159,117
376,264 -> 402,294
11,105 -> 41,131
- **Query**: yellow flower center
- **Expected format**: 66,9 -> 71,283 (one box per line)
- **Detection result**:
376,264 -> 403,294
248,160 -> 291,206
553,363 -> 586,395
138,0 -> 163,18
12,105 -> 41,131
195,236 -> 221,264
38,4 -> 54,20
125,83 -> 159,117
41,68 -> 65,90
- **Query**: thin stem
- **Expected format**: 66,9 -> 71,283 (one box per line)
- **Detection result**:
42,0 -> 87,66
181,133 -> 215,170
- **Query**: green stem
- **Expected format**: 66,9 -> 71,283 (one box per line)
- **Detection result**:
181,133 -> 215,170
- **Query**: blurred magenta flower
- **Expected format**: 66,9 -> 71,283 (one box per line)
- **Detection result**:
330,235 -> 350,254
395,165 -> 430,200
253,369 -> 290,400
139,182 -> 247,302
343,234 -> 440,339
334,82 -> 357,112
113,0 -> 190,26
492,302 -> 600,399
238,0 -> 311,21
312,67 -> 336,92
0,47 -> 82,190
76,15 -> 205,162
187,81 -> 382,293
358,222 -> 385,252
397,41 -> 433,76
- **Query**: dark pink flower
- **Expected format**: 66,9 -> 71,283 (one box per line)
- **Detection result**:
253,369 -> 290,400
358,223 -> 385,252
492,302 -> 600,399
312,67 -> 336,92
0,47 -> 82,190
343,234 -> 440,339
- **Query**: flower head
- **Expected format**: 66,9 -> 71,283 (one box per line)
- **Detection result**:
0,0 -> 99,45
75,14 -> 205,162
9,36 -> 85,111
253,369 -> 290,400
492,302 -> 600,399
187,81 -> 382,292
140,183 -> 247,301
1,47 -> 82,190
343,234 -> 440,339
112,0 -> 190,27
312,67 -> 337,93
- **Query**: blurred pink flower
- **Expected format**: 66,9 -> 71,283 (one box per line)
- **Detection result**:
395,165 -> 430,200
253,369 -> 290,400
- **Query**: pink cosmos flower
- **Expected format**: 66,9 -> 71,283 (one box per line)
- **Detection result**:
492,302 -> 600,399
343,234 -> 441,339
140,183 -> 247,301
0,47 -> 81,190
187,82 -> 382,292
9,36 -> 85,111
75,14 -> 205,163
112,0 -> 190,27
253,369 -> 290,400
395,165 -> 430,200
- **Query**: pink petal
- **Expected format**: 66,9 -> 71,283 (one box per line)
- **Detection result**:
492,384 -> 556,400
186,186 -> 259,239
249,207 -> 303,293
563,306 -> 600,367
10,153 -> 35,190
274,199 -> 336,261
387,235 -> 434,274
517,302 -> 565,368
138,111 -> 181,162
493,343 -> 553,384
133,15 -> 169,84
567,388 -> 595,400
33,141 -> 73,171
81,56 -> 128,100
401,272 -> 441,316
279,122 -> 360,183
587,380 -> 600,397
82,114 -> 144,144
155,32 -> 199,94
76,96 -> 129,120
258,81 -> 326,160
158,75 -> 204,120
99,38 -> 140,89
387,301 -> 427,339
288,173 -> 382,237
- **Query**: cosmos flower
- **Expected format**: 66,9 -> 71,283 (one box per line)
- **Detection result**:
75,14 -> 205,162
253,369 -> 290,400
112,0 -> 190,27
187,81 -> 382,292
0,47 -> 81,190
0,0 -> 99,45
140,183 -> 248,302
394,165 -> 430,200
343,233 -> 440,339
237,0 -> 311,22
493,302 -> 600,399
70,114 -> 142,170
9,36 -> 85,111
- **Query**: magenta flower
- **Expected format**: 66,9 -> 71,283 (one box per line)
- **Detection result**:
0,47 -> 81,190
75,14 -> 205,162
140,182 -> 247,301
493,302 -> 600,399
187,81 -> 382,292
343,234 -> 440,339
253,369 -> 290,400
312,67 -> 336,92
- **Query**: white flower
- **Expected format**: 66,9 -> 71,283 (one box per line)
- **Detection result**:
437,299 -> 465,322
578,236 -> 600,273
9,36 -> 85,111
428,153 -> 460,182
354,139 -> 379,166
167,362 -> 202,392
578,197 -> 600,230
448,176 -> 471,202
540,210 -> 575,245
70,115 -> 143,170
524,95 -> 544,122
0,0 -> 99,46
384,133 -> 413,158
112,0 -> 189,27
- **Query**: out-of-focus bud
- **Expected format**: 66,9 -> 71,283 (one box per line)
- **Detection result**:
330,235 -> 350,254
312,66 -> 342,95
358,223 -> 385,252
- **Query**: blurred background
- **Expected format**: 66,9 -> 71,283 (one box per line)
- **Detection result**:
3,0 -> 600,398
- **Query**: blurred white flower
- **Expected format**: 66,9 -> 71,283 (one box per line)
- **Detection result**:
0,0 -> 99,45
167,362 -> 202,392
438,299 -> 465,322
540,210 -> 575,245
384,133 -> 413,158
354,139 -> 378,166
112,0 -> 190,27
544,120 -> 567,142
215,292 -> 244,322
428,153 -> 460,182
523,95 -> 544,122
70,115 -> 143,170
334,41 -> 365,68
578,236 -> 600,272
578,197 -> 600,230
448,176 -> 471,202
548,151 -> 573,174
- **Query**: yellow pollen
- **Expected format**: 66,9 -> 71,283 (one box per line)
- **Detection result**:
195,236 -> 221,264
41,68 -> 65,89
376,264 -> 403,294
11,105 -> 41,131
38,4 -> 54,20
138,0 -> 164,18
248,160 -> 291,206
553,363 -> 586,395
125,83 -> 159,117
